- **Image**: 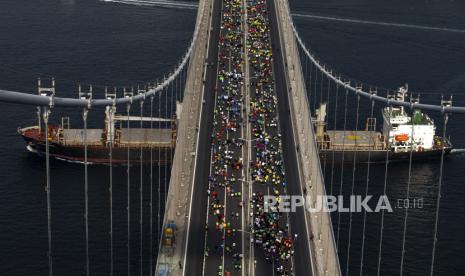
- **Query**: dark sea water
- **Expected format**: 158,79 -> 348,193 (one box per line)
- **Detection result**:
0,0 -> 464,275
0,0 -> 194,275
290,0 -> 465,275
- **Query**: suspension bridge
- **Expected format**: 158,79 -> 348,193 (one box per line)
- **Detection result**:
0,0 -> 464,275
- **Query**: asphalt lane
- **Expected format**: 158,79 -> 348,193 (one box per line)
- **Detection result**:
184,0 -> 222,274
186,0 -> 314,274
267,0 -> 314,275
202,0 -> 246,274
246,0 -> 295,274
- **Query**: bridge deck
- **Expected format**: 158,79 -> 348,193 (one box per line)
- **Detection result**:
157,0 -> 340,273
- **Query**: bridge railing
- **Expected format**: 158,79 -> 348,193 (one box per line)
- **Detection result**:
154,0 -> 213,274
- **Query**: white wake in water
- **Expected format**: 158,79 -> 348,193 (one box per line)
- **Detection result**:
101,0 -> 197,10
291,13 -> 465,34
451,149 -> 465,154
102,0 -> 465,34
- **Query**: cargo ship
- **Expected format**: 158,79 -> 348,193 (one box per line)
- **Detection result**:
18,104 -> 178,164
316,85 -> 452,163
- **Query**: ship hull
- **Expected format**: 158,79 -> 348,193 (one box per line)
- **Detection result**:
22,135 -> 174,164
319,148 -> 452,164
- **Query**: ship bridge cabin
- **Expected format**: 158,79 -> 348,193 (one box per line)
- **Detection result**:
382,86 -> 435,153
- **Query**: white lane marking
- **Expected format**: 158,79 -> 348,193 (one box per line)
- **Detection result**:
202,1 -> 226,274
241,0 -> 251,275
183,1 -> 213,275
272,1 -> 315,273
201,19 -> 222,274
267,13 -> 296,275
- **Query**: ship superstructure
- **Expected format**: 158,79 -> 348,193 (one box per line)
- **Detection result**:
382,85 -> 436,153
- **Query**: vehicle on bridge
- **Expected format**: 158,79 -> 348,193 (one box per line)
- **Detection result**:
162,222 -> 177,256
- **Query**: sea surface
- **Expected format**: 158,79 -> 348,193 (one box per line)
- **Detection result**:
0,0 -> 464,275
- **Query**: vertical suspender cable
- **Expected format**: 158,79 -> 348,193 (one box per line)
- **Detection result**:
43,107 -> 53,276
180,67 -> 184,101
323,76 -> 331,178
164,85 -> 168,204
319,70 -> 324,112
139,99 -> 144,276
308,58 -> 313,114
336,87 -> 348,248
313,62 -> 318,112
400,101 -> 416,276
181,66 -> 189,99
109,103 -> 114,276
178,70 -> 181,102
377,98 -> 391,276
430,113 -> 448,276
304,53 -> 310,104
360,98 -> 375,276
304,53 -> 308,89
83,107 -> 90,276
126,102 -> 131,276
149,95 -> 154,275
37,106 -> 42,133
346,93 -> 360,276
329,82 -> 338,196
177,69 -> 181,102
158,89 -> 162,238
170,79 -> 174,168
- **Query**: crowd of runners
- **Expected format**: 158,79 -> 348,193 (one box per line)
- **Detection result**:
246,0 -> 294,274
205,0 -> 246,274
204,0 -> 295,274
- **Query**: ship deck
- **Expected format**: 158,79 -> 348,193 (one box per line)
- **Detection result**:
60,128 -> 173,147
324,130 -> 385,150
61,129 -> 103,146
119,128 -> 173,146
